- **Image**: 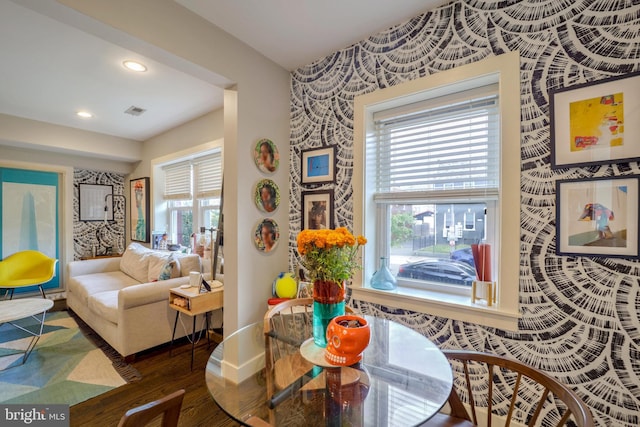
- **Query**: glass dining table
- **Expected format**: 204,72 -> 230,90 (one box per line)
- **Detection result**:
205,314 -> 452,426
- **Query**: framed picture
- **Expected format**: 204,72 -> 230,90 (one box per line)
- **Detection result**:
130,177 -> 150,243
301,146 -> 336,184
550,71 -> 640,169
254,218 -> 279,253
556,175 -> 639,258
79,184 -> 113,221
254,179 -> 280,213
152,231 -> 167,250
253,138 -> 279,173
301,189 -> 334,230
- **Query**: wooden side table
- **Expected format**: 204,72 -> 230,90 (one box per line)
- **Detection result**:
169,285 -> 223,369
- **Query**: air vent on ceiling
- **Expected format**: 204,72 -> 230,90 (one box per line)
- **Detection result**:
124,106 -> 146,116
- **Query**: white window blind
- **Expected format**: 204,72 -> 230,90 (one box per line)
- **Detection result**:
195,152 -> 222,199
163,161 -> 192,200
371,84 -> 499,199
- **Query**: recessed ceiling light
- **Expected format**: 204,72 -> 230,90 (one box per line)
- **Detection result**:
123,60 -> 147,72
76,111 -> 93,119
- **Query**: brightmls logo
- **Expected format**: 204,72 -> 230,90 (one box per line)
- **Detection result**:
5,408 -> 46,423
1,405 -> 68,426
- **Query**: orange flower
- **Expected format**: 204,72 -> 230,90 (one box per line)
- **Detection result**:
296,228 -> 367,284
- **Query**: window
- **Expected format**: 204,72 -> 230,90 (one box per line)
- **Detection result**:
162,150 -> 222,250
352,52 -> 521,330
372,85 -> 498,296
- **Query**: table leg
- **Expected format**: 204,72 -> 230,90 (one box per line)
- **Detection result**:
20,310 -> 48,364
206,312 -> 211,349
170,311 -> 179,357
191,316 -> 197,370
3,310 -> 50,365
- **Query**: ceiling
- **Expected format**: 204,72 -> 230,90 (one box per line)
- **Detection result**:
0,0 -> 445,144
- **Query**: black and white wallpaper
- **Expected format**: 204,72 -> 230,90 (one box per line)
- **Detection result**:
73,169 -> 125,260
289,1 -> 640,425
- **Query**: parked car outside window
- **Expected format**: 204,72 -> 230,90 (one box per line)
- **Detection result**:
450,247 -> 475,268
397,259 -> 476,287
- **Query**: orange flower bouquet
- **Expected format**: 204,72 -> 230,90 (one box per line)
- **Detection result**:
297,227 -> 367,285
297,227 -> 367,347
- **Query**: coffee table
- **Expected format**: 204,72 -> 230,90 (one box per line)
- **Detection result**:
0,298 -> 53,365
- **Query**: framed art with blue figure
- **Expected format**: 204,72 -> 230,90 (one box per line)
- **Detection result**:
130,177 -> 150,243
301,146 -> 336,185
556,175 -> 639,258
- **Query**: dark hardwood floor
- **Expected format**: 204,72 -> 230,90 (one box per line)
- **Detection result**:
70,335 -> 241,427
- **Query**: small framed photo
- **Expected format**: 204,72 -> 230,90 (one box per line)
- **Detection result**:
254,138 -> 279,173
130,177 -> 150,243
301,146 -> 336,184
301,190 -> 334,230
556,175 -> 639,258
254,179 -> 280,213
550,71 -> 640,169
152,231 -> 166,250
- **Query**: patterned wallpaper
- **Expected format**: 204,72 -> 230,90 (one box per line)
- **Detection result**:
73,169 -> 125,260
289,1 -> 640,425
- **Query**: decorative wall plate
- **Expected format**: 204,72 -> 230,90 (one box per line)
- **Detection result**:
254,179 -> 280,213
253,138 -> 279,173
253,218 -> 279,253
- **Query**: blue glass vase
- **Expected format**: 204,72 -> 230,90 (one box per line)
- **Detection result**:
370,257 -> 397,290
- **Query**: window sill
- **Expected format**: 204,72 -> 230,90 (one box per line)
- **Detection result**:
350,285 -> 521,331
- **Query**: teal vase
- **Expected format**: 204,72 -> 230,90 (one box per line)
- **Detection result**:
370,257 -> 397,290
312,280 -> 346,347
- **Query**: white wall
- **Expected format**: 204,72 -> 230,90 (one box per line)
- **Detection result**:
59,0 -> 292,338
0,113 -> 142,163
146,110 -> 224,241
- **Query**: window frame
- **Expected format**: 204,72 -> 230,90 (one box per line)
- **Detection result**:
154,144 -> 223,251
352,52 -> 521,330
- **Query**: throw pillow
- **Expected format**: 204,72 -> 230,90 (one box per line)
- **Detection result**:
147,253 -> 169,282
120,242 -> 152,283
158,259 -> 172,280
169,256 -> 181,279
158,255 -> 181,281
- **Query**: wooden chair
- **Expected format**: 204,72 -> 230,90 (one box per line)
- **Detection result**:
264,298 -> 315,393
262,298 -> 355,424
426,350 -> 594,427
0,250 -> 57,299
117,389 -> 185,427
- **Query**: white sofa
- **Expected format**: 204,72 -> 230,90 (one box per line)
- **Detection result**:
67,242 -> 217,358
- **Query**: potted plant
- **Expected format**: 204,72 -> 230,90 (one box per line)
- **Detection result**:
297,228 -> 366,347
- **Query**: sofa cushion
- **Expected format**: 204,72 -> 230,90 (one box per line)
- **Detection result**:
68,271 -> 139,306
176,254 -> 201,277
88,290 -> 119,324
120,243 -> 152,283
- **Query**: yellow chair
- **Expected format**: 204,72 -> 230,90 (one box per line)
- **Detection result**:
0,250 -> 58,299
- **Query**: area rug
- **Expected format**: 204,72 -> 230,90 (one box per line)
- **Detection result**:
0,309 -> 141,405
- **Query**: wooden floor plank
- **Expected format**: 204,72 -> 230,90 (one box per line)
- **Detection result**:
70,336 -> 241,427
